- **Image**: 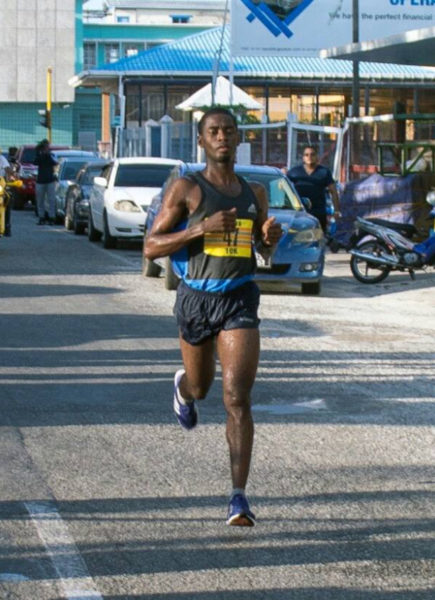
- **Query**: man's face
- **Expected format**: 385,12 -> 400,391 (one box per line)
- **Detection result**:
198,114 -> 239,164
302,148 -> 318,168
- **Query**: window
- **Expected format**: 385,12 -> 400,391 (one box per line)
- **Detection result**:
84,42 -> 96,69
61,162 -> 89,181
170,14 -> 192,23
104,44 -> 120,64
83,166 -> 105,185
114,164 -> 173,188
123,43 -> 144,58
117,16 -> 130,23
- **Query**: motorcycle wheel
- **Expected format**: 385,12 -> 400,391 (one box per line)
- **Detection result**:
350,240 -> 392,284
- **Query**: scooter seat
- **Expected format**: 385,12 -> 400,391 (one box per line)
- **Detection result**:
366,218 -> 417,239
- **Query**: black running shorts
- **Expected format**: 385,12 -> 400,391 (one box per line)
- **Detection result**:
174,280 -> 261,345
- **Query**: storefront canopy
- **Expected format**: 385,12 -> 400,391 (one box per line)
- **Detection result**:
321,26 -> 435,68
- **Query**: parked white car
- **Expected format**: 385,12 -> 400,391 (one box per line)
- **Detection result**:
88,157 -> 180,248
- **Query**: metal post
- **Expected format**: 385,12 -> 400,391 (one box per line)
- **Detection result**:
352,0 -> 360,118
118,75 -> 125,157
46,67 -> 52,143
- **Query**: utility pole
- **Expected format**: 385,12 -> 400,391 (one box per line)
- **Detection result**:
352,0 -> 360,118
46,67 -> 52,143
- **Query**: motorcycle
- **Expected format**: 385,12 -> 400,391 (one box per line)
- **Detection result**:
348,191 -> 435,284
0,177 -> 23,236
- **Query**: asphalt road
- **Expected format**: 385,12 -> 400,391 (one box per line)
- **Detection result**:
1,209 -> 434,600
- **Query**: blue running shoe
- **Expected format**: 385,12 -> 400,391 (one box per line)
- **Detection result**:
173,369 -> 198,430
226,494 -> 256,527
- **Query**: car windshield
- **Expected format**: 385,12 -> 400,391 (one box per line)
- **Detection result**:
114,164 -> 172,187
239,172 -> 302,210
60,161 -> 89,181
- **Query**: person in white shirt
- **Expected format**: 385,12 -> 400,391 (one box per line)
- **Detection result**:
0,150 -> 10,177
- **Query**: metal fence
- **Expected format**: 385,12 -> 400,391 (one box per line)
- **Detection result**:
119,119 -> 196,162
117,117 -> 343,174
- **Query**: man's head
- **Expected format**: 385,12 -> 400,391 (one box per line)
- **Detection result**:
197,108 -> 239,164
302,145 -> 318,168
197,108 -> 238,135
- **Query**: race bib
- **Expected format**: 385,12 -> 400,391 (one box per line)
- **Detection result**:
204,218 -> 253,258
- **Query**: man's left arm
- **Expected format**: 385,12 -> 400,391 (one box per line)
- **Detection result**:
250,182 -> 282,258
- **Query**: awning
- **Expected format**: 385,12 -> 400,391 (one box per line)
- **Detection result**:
320,26 -> 435,68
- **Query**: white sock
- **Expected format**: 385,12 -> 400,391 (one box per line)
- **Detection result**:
230,488 -> 245,500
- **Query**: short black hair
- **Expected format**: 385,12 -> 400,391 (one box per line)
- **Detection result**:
198,108 -> 238,134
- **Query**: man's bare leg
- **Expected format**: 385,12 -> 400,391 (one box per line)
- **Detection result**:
178,334 -> 216,401
217,328 -> 259,490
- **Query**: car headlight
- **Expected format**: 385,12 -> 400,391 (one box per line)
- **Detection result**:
113,200 -> 141,212
293,227 -> 323,243
426,190 -> 435,207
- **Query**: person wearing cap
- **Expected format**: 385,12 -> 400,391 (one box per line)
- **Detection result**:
33,139 -> 58,225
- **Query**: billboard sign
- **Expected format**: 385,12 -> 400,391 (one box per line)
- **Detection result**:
231,0 -> 435,56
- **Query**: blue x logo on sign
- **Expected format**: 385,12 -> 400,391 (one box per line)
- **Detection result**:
241,0 -> 316,38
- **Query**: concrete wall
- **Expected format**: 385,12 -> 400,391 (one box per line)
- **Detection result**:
0,0 -> 77,103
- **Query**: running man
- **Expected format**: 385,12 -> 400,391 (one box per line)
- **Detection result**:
145,108 -> 282,526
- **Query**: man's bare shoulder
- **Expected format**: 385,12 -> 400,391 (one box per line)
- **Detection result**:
246,180 -> 267,203
164,174 -> 198,200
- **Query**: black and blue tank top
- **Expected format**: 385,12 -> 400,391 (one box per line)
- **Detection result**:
171,171 -> 259,293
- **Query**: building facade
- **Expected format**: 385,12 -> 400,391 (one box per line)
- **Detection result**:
0,0 -> 222,149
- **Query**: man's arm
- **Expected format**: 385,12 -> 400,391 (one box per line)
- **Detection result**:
144,177 -> 240,261
250,182 -> 282,257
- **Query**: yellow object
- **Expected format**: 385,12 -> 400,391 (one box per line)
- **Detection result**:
0,177 -> 23,236
204,219 -> 253,258
0,176 -> 7,235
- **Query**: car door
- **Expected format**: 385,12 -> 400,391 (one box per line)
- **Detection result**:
53,161 -> 65,216
91,163 -> 112,231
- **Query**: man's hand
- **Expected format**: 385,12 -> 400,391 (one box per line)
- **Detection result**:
261,216 -> 282,247
202,207 -> 237,234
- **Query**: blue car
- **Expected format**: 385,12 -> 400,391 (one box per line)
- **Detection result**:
142,162 -> 326,294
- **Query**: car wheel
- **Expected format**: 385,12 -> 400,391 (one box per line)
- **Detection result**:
142,232 -> 161,277
73,213 -> 85,235
301,281 -> 321,295
164,257 -> 179,290
64,207 -> 73,231
88,208 -> 101,242
143,258 -> 161,278
350,240 -> 391,284
102,211 -> 117,249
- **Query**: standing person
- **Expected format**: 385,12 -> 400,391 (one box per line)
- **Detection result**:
33,139 -> 58,225
286,145 -> 341,233
145,108 -> 282,527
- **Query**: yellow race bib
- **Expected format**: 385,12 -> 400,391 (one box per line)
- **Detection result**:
204,218 -> 253,258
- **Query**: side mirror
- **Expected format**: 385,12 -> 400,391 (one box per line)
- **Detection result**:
300,196 -> 312,211
93,176 -> 107,187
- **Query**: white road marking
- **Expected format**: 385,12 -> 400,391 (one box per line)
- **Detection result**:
0,573 -> 30,581
24,501 -> 103,600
